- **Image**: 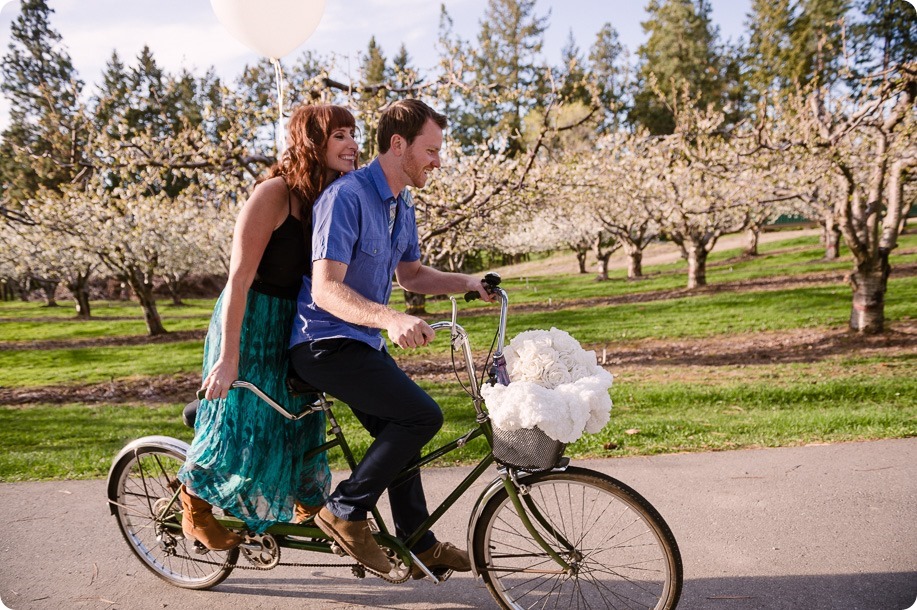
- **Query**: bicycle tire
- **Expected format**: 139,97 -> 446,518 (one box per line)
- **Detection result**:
472,466 -> 682,610
108,439 -> 238,589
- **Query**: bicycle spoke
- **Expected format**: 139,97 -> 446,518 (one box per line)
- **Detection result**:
474,468 -> 681,610
110,443 -> 237,589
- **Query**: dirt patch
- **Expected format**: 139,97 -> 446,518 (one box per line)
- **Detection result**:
2,322 -> 913,406
0,329 -> 206,352
3,228 -> 914,405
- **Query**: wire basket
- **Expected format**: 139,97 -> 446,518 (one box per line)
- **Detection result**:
491,426 -> 566,471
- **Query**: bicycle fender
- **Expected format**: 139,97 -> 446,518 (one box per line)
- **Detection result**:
106,435 -> 190,514
465,471 -> 542,578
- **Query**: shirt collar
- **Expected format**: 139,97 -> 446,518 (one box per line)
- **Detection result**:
367,158 -> 414,208
368,158 -> 396,203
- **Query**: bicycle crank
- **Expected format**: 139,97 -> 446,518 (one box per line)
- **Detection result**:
240,533 -> 281,569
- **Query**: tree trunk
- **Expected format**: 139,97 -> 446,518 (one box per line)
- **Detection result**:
848,250 -> 890,334
594,252 -> 612,281
625,247 -> 643,280
744,225 -> 760,257
403,289 -> 427,315
35,278 -> 59,307
686,245 -> 708,289
66,269 -> 92,319
164,273 -> 187,306
623,240 -> 643,280
823,210 -> 841,259
575,249 -> 588,274
126,267 -> 167,336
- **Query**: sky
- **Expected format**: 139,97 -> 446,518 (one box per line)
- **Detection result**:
0,0 -> 754,129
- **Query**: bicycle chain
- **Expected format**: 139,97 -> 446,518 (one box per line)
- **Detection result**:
173,551 -> 410,583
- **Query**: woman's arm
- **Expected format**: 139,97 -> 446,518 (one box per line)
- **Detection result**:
202,178 -> 290,400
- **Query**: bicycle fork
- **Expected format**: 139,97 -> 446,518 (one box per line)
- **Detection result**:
500,473 -> 574,574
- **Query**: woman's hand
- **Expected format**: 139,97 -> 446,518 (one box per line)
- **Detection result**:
201,358 -> 239,401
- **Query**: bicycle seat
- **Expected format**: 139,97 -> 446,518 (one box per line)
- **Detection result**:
182,399 -> 199,428
286,364 -> 322,397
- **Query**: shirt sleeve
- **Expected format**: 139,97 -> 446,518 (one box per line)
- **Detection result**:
312,182 -> 360,265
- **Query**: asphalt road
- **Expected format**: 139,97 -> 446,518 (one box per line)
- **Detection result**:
1,438 -> 915,610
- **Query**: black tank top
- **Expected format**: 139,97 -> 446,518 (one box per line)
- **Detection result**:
250,184 -> 309,300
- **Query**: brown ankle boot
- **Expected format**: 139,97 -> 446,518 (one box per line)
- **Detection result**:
180,485 -> 242,551
292,500 -> 323,524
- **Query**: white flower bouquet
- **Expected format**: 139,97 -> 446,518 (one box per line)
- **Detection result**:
481,327 -> 613,444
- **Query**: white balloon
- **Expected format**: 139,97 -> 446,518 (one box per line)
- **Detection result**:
210,0 -> 327,59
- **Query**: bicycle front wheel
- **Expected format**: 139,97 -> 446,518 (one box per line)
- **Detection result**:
108,438 -> 238,589
472,466 -> 682,610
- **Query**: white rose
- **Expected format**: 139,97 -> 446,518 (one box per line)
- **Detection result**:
556,351 -> 577,372
575,349 -> 598,368
548,327 -> 580,351
541,361 -> 573,389
569,364 -> 591,381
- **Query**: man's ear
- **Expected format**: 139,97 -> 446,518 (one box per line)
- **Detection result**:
389,134 -> 406,156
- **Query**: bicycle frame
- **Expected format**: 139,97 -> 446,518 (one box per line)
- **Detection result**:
132,287 -> 574,580
108,284 -> 684,607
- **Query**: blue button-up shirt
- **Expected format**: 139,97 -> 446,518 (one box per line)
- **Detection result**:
291,159 -> 422,351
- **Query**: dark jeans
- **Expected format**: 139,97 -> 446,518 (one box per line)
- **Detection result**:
290,338 -> 442,552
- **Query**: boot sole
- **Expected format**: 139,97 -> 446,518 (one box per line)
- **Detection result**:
181,525 -> 242,551
314,512 -> 393,573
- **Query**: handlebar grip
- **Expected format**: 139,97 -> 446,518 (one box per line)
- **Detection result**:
465,272 -> 502,301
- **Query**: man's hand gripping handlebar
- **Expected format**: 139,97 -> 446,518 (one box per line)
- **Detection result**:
465,272 -> 502,302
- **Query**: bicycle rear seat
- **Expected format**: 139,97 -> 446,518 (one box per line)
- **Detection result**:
286,366 -> 322,397
182,400 -> 199,428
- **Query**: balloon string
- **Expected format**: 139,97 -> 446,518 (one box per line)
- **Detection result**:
271,57 -> 286,155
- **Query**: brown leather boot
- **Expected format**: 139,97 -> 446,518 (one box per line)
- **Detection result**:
292,500 -> 323,524
179,485 -> 242,551
314,507 -> 393,573
410,541 -> 471,579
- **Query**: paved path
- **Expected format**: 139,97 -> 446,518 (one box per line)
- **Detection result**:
1,438 -> 915,610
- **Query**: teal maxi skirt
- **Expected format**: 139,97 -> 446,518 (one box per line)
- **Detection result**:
178,289 -> 331,533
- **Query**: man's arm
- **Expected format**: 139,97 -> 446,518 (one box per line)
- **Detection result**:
395,259 -> 494,302
312,259 -> 436,348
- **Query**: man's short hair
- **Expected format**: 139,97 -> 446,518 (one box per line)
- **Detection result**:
377,99 -> 448,154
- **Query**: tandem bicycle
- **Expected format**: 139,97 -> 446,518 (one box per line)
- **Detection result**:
106,275 -> 683,609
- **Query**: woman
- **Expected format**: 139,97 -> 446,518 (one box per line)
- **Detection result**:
177,104 -> 359,549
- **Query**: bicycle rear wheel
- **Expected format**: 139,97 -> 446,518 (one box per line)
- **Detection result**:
472,466 -> 682,610
107,438 -> 238,589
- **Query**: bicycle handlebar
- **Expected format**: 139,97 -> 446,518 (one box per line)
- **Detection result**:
464,272 -> 502,302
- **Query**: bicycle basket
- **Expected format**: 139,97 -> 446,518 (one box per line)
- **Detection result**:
491,426 -> 566,471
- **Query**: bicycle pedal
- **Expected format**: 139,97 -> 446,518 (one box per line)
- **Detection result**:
330,541 -> 346,557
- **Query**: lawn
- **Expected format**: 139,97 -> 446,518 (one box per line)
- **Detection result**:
0,231 -> 914,481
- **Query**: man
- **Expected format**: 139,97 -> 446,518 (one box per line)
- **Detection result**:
289,99 -> 492,576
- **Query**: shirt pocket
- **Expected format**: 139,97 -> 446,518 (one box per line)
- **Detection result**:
357,238 -> 388,278
359,238 -> 386,258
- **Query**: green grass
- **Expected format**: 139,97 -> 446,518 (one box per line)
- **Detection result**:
0,231 -> 915,481
0,341 -> 204,387
0,299 -> 213,342
2,357 -> 914,482
1,270 -> 914,389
